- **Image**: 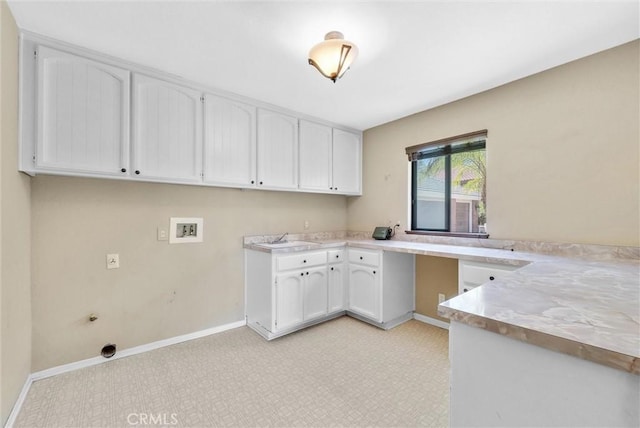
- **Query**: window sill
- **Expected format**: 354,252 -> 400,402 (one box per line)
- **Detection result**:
405,230 -> 490,239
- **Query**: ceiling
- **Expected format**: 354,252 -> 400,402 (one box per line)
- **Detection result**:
7,1 -> 639,131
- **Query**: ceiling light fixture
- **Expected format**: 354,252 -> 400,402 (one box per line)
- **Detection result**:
308,31 -> 359,83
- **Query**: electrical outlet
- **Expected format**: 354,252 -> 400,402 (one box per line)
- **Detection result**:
304,220 -> 310,230
106,254 -> 120,269
438,293 -> 445,304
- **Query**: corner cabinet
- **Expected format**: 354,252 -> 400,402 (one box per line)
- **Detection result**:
298,120 -> 362,195
256,109 -> 299,190
131,74 -> 203,183
32,46 -> 130,176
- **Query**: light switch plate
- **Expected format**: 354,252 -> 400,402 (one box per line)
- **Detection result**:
157,227 -> 168,241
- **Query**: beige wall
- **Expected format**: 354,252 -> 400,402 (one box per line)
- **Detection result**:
0,1 -> 32,424
348,40 -> 640,247
31,176 -> 347,370
415,256 -> 458,321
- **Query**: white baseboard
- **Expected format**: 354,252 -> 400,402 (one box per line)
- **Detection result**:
4,375 -> 33,428
31,319 -> 246,381
4,319 -> 245,427
5,319 -> 246,427
413,313 -> 450,330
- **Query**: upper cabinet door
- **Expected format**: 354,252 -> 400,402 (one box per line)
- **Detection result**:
257,109 -> 298,190
203,94 -> 257,187
132,74 -> 202,183
36,46 -> 130,176
299,120 -> 332,192
332,129 -> 362,195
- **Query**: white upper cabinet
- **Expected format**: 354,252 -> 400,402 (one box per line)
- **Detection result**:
299,120 -> 332,192
203,94 -> 257,187
35,46 -> 130,176
132,74 -> 202,183
21,36 -> 362,194
257,109 -> 298,190
298,122 -> 362,195
332,129 -> 362,195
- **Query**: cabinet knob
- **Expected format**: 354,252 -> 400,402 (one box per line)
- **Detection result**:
120,168 -> 127,173
330,267 -> 334,271
251,180 -> 255,184
464,288 -> 469,292
259,181 -> 263,185
306,272 -> 309,275
489,276 -> 495,281
135,170 -> 140,175
330,187 -> 333,190
300,273 -> 304,276
335,255 -> 339,258
335,187 -> 338,190
303,260 -> 307,263
360,256 -> 363,260
373,270 -> 376,274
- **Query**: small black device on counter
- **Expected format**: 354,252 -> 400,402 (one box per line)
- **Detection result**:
372,226 -> 392,240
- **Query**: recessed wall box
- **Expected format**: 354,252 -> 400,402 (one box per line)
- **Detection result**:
169,217 -> 204,244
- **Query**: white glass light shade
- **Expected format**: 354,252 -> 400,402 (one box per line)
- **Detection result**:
308,31 -> 359,82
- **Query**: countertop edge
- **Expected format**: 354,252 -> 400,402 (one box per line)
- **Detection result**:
438,305 -> 639,375
244,238 -> 639,375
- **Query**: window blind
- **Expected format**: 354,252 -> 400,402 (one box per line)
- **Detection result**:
405,129 -> 488,161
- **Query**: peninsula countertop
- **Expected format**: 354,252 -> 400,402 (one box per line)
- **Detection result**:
244,237 -> 640,374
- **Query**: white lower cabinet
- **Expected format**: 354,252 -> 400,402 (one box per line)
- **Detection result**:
302,266 -> 329,321
328,263 -> 347,313
246,245 -> 414,340
246,249 -> 337,340
348,264 -> 380,320
275,265 -> 327,330
274,270 -> 305,331
458,260 -> 519,294
347,248 -> 415,329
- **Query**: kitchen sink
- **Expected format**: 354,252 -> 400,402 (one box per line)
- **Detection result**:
256,240 -> 321,249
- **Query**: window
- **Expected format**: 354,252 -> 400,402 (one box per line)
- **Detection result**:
406,131 -> 487,236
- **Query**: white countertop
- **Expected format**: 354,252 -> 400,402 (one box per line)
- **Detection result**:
244,237 -> 640,374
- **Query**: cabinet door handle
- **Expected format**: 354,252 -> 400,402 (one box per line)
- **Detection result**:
251,180 -> 255,184
373,270 -> 376,274
120,168 -> 127,173
489,276 -> 495,281
135,170 -> 140,175
259,181 -> 263,185
306,272 -> 309,275
335,255 -> 339,259
359,256 -> 363,260
464,288 -> 469,292
330,267 -> 334,271
300,273 -> 304,276
303,260 -> 307,263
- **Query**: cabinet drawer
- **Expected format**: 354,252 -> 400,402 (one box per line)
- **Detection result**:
460,261 -> 517,286
348,249 -> 380,267
277,251 -> 327,271
327,249 -> 345,263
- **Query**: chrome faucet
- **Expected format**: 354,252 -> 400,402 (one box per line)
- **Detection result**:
271,232 -> 288,244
